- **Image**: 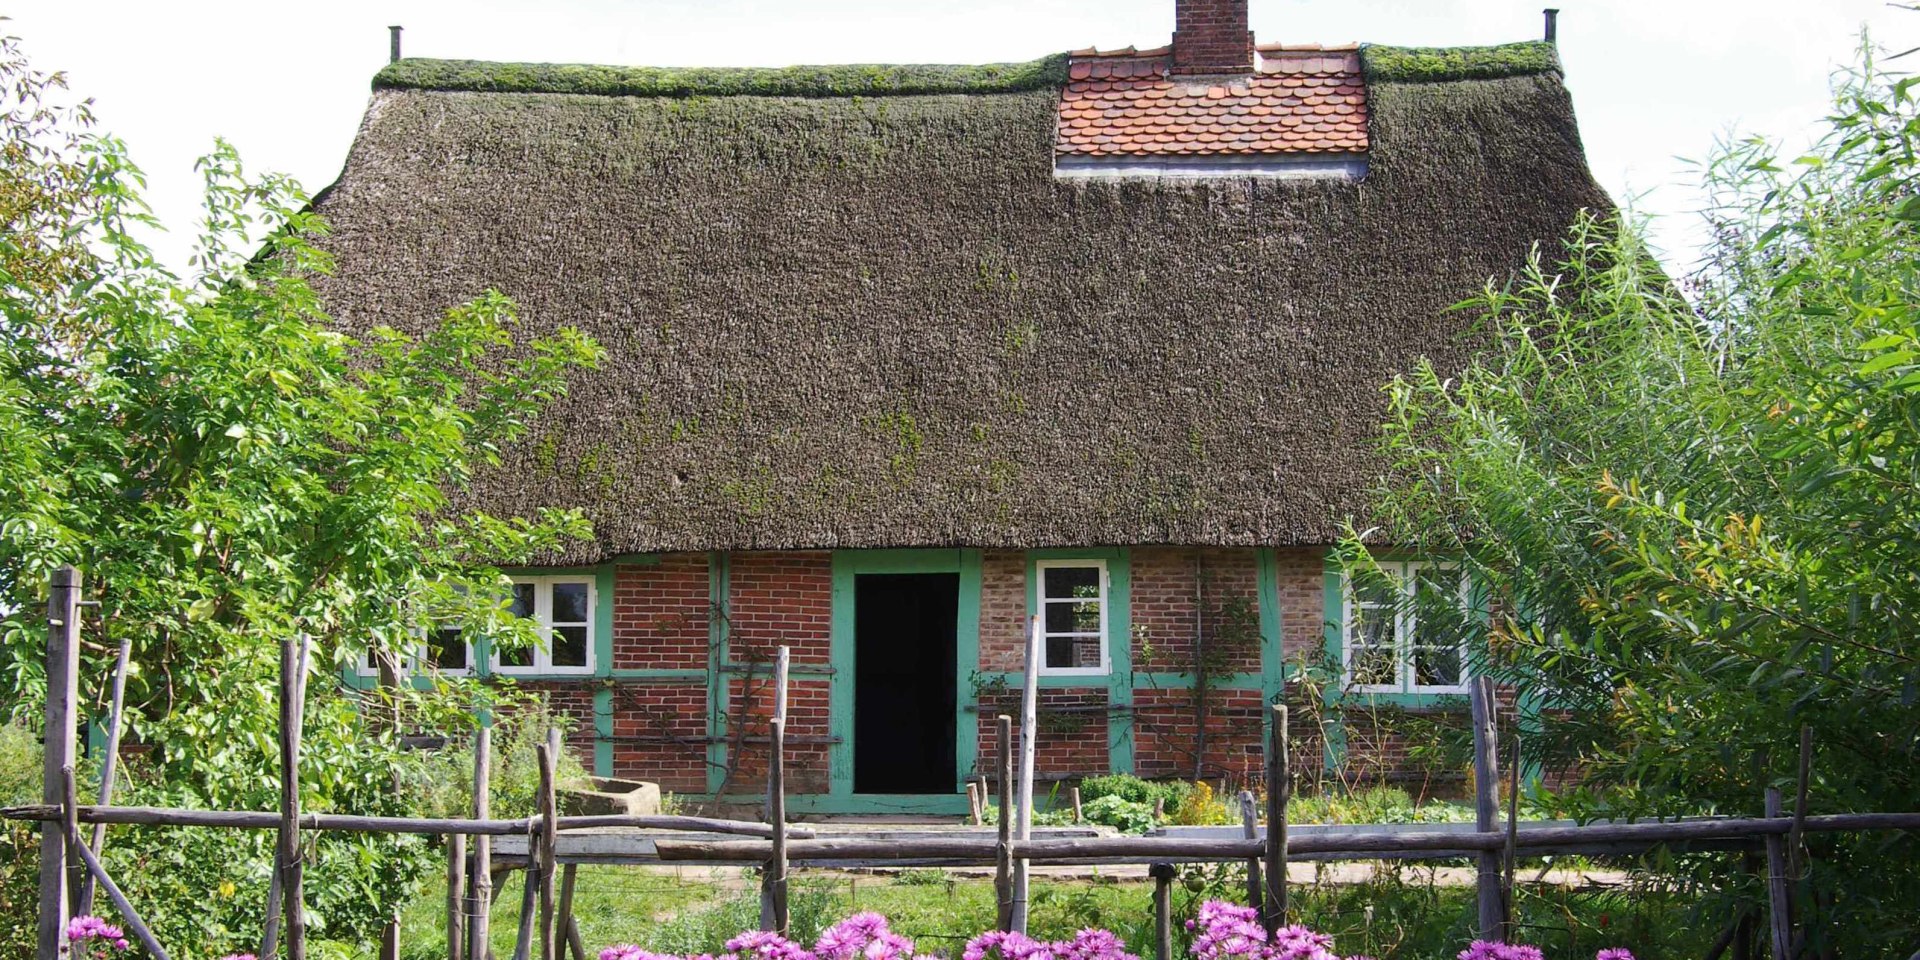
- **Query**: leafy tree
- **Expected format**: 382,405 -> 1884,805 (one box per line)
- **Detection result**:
0,34 -> 601,955
1352,42 -> 1920,953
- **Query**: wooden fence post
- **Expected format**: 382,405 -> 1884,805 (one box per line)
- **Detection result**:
447,833 -> 466,960
77,629 -> 131,916
1238,790 -> 1262,910
1149,862 -> 1175,960
1764,788 -> 1791,960
1469,676 -> 1502,943
761,647 -> 790,934
967,782 -> 982,827
1071,787 -> 1083,825
470,723 -> 493,960
558,864 -> 586,960
281,633 -> 312,960
1261,704 -> 1288,933
1502,728 -> 1521,939
65,766 -> 169,960
1013,617 -> 1040,934
994,714 -> 1014,932
38,565 -> 80,960
538,731 -> 560,960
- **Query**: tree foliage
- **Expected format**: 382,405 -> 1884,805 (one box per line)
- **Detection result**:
0,34 -> 600,955
1353,43 -> 1920,951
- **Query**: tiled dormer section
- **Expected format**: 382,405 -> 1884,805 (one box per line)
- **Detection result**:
1055,45 -> 1368,161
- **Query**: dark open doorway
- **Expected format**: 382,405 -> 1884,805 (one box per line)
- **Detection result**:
853,572 -> 958,794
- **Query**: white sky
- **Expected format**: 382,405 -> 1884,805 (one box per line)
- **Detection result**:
11,0 -> 1915,275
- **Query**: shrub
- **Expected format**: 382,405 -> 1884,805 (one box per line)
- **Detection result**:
1168,781 -> 1233,826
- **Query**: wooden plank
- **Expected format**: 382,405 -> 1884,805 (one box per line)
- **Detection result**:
994,714 -> 1013,932
38,565 -> 79,960
77,630 -> 132,915
554,815 -> 813,838
1764,788 -> 1791,960
1262,704 -> 1288,932
471,724 -> 493,960
1469,677 -> 1502,942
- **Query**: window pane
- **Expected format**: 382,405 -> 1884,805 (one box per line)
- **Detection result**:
552,625 -> 589,667
552,582 -> 590,623
1348,604 -> 1392,651
426,629 -> 467,671
1072,637 -> 1103,669
1045,636 -> 1078,669
1046,600 -> 1101,634
1351,646 -> 1398,686
496,643 -> 533,667
1352,576 -> 1396,608
1413,645 -> 1461,687
510,583 -> 537,619
1043,566 -> 1100,599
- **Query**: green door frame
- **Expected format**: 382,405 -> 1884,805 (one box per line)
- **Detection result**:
824,548 -> 981,814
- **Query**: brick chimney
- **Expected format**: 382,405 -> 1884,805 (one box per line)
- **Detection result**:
1171,0 -> 1254,75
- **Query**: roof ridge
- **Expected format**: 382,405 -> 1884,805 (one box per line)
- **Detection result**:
372,54 -> 1070,98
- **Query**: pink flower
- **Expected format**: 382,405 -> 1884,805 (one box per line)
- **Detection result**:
1595,952 -> 1635,960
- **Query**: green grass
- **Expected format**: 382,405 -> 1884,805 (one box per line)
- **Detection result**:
393,866 -> 1712,960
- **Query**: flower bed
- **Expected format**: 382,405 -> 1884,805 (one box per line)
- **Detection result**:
591,901 -> 1634,960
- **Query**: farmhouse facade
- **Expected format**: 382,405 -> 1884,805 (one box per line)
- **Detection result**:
312,0 -> 1606,812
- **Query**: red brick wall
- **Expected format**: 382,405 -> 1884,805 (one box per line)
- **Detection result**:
613,555 -> 709,669
976,689 -> 1110,781
608,681 -> 708,794
1131,547 -> 1263,676
729,553 -> 832,666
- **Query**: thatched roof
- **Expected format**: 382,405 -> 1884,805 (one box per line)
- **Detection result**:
310,41 -> 1608,562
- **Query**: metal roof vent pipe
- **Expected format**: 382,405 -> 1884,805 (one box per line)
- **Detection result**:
1543,8 -> 1559,44
389,25 -> 404,64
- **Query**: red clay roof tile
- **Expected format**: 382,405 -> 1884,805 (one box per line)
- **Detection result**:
1055,47 -> 1368,159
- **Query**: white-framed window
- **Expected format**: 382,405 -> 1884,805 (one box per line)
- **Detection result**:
491,576 -> 595,675
356,626 -> 473,678
1035,559 -> 1110,676
1343,561 -> 1471,694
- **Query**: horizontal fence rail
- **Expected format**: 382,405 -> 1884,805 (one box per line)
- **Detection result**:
0,804 -> 816,839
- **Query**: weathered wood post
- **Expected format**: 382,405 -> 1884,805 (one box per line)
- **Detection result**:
512,863 -> 537,960
994,714 -> 1014,932
967,782 -> 982,826
558,865 -> 586,960
1469,676 -> 1502,942
38,565 -> 80,960
1764,787 -> 1791,960
1502,729 -> 1521,939
1013,616 -> 1040,933
447,833 -> 466,960
538,730 -> 561,960
1238,790 -> 1262,910
1071,787 -> 1084,825
761,646 -> 790,934
77,629 -> 131,915
279,633 -> 312,960
1149,862 -> 1175,960
1261,704 -> 1289,933
470,723 -> 493,960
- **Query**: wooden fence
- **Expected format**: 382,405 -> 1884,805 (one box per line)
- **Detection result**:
9,566 -> 1920,960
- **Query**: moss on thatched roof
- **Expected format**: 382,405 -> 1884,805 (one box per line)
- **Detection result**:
1359,41 -> 1560,83
313,48 -> 1607,562
373,55 -> 1072,98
